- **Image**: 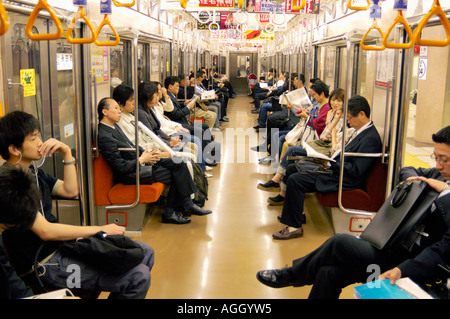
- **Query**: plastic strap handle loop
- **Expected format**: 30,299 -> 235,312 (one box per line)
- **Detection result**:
413,0 -> 450,47
25,0 -> 63,40
0,1 -> 9,36
112,0 -> 135,7
383,11 -> 414,49
360,19 -> 386,51
292,0 -> 305,10
66,7 -> 97,44
347,0 -> 370,11
180,0 -> 187,9
94,14 -> 120,46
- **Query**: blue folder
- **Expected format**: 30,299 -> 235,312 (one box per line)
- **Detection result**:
354,279 -> 415,299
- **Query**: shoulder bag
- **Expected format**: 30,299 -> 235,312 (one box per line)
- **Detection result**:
286,155 -> 333,175
59,231 -> 145,275
360,180 -> 439,253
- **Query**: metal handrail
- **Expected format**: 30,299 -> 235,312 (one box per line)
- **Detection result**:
105,31 -> 141,210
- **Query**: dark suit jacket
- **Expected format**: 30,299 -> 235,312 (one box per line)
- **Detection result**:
164,92 -> 191,126
137,105 -> 171,142
396,167 -> 450,283
98,123 -> 151,184
316,124 -> 382,193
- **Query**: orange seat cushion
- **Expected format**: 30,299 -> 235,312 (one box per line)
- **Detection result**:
108,182 -> 166,204
93,152 -> 165,206
190,117 -> 205,123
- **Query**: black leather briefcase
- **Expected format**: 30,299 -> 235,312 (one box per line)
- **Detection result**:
360,180 -> 439,253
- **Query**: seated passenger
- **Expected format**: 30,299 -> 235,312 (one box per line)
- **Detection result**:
113,84 -> 196,168
251,71 -> 285,114
258,88 -> 348,190
270,95 -> 382,239
257,126 -> 450,298
136,82 -> 182,150
253,72 -> 290,130
177,74 -> 195,101
97,98 -> 212,224
150,82 -> 208,172
193,71 -> 219,129
163,76 -> 213,151
0,165 -> 38,299
252,79 -> 329,157
0,111 -> 154,299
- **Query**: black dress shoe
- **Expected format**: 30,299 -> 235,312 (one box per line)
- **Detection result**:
257,180 -> 280,191
251,108 -> 260,114
220,117 -> 229,122
256,268 -> 302,288
267,194 -> 284,206
183,204 -> 212,217
162,212 -> 191,224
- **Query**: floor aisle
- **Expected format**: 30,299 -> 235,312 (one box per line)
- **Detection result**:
125,95 -> 357,299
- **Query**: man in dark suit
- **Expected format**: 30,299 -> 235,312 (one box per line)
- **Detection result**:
97,98 -> 212,225
256,126 -> 450,299
164,76 -> 219,165
271,95 -> 382,240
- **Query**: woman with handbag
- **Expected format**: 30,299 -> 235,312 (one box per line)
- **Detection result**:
257,89 -> 350,202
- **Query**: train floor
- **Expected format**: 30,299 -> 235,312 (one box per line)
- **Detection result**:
101,95 -> 358,299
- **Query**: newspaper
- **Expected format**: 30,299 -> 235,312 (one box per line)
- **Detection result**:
138,122 -> 176,156
302,140 -> 335,162
195,85 -> 215,101
280,88 -> 312,111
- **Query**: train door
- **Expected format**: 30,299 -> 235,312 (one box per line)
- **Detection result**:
150,42 -> 160,82
109,39 -> 132,95
395,22 -> 450,184
229,52 -> 256,94
2,11 -> 80,224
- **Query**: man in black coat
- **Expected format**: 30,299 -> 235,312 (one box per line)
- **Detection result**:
272,95 -> 382,239
163,76 -> 219,165
97,98 -> 212,225
256,125 -> 450,299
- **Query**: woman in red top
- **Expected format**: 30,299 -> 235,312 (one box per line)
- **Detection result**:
297,80 -> 330,138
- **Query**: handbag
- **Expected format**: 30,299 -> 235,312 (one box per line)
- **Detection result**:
285,117 -> 312,146
287,155 -> 333,175
360,180 -> 439,253
59,231 -> 145,275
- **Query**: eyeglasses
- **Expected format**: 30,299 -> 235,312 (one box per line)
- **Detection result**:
430,153 -> 450,165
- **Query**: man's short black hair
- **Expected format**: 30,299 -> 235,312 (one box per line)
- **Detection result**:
432,126 -> 450,146
298,74 -> 305,85
112,85 -> 134,107
311,80 -> 329,98
348,95 -> 371,118
164,76 -> 179,89
0,111 -> 41,160
0,165 -> 39,232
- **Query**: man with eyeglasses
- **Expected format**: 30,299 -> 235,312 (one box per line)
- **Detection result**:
256,125 -> 449,299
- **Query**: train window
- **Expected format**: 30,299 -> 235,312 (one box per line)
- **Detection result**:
150,43 -> 160,81
337,46 -> 348,92
55,40 -> 76,149
324,47 -> 336,92
237,55 -> 250,77
137,43 -> 149,83
7,21 -> 44,132
110,43 -> 126,93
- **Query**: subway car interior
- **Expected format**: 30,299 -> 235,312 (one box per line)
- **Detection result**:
0,0 -> 449,301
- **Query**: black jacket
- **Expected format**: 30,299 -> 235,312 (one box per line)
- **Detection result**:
164,93 -> 191,126
397,167 -> 450,283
